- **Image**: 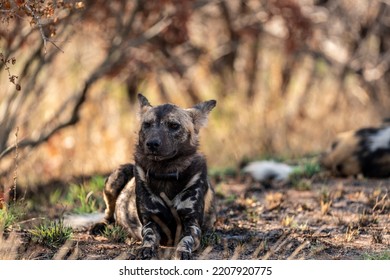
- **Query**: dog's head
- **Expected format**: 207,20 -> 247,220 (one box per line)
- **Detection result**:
136,94 -> 216,161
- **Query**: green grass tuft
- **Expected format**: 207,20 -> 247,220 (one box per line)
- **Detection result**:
289,160 -> 321,190
102,225 -> 127,243
291,160 -> 321,178
29,219 -> 72,248
88,176 -> 106,192
201,231 -> 221,248
0,202 -> 25,232
64,176 -> 104,214
363,251 -> 390,260
49,189 -> 63,205
225,194 -> 237,204
209,166 -> 237,180
48,176 -> 106,214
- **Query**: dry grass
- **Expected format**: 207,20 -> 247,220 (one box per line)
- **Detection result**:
320,200 -> 332,216
319,189 -> 333,216
0,232 -> 21,260
2,158 -> 388,259
265,192 -> 284,211
345,225 -> 360,243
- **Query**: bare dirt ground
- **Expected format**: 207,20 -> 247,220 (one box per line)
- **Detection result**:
2,175 -> 390,260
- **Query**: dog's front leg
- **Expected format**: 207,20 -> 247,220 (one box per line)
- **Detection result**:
137,220 -> 161,259
90,164 -> 134,235
103,164 -> 134,223
174,183 -> 206,260
175,219 -> 202,260
135,167 -> 165,259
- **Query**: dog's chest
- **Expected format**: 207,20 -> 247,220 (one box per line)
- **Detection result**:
148,179 -> 181,200
141,173 -> 204,214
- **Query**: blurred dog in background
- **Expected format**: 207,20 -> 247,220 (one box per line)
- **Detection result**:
321,121 -> 390,178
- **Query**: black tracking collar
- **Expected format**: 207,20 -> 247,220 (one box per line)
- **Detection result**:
147,170 -> 180,180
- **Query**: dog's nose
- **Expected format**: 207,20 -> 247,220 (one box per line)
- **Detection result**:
146,139 -> 161,152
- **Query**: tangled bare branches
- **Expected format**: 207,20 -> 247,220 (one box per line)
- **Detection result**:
1,0 -> 390,179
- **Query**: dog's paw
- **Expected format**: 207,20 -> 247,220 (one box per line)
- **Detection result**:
137,247 -> 157,260
89,222 -> 108,235
175,250 -> 192,260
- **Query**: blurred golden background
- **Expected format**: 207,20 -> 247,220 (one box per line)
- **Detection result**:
1,0 -> 390,188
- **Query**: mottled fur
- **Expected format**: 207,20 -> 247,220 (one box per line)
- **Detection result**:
321,123 -> 390,178
92,94 -> 216,259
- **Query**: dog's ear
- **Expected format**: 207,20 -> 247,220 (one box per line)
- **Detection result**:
187,100 -> 217,131
137,93 -> 152,115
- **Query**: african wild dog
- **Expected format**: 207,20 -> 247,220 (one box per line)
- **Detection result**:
321,122 -> 390,178
92,94 -> 217,259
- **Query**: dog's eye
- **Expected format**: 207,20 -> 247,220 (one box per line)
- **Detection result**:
142,122 -> 152,129
168,122 -> 180,130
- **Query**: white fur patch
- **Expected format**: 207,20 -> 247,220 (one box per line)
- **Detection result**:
174,195 -> 197,211
242,160 -> 294,182
63,213 -> 105,230
368,127 -> 390,152
144,204 -> 161,214
136,166 -> 147,182
172,172 -> 201,210
150,195 -> 165,207
184,172 -> 201,190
